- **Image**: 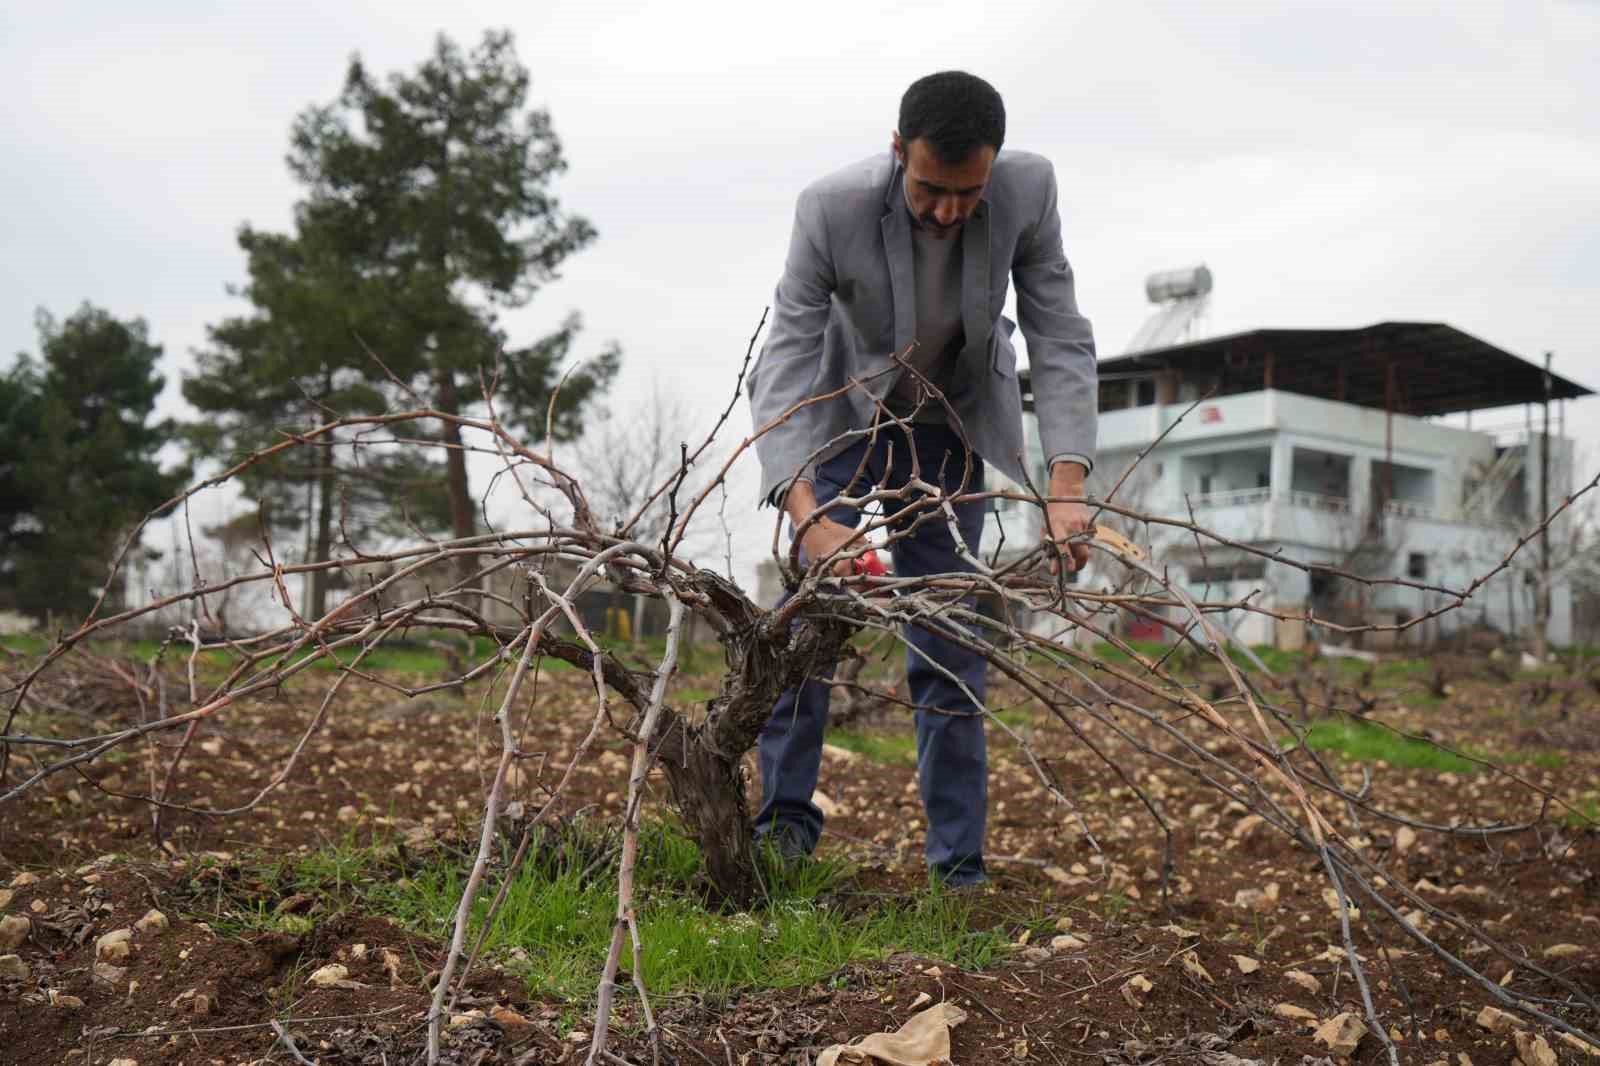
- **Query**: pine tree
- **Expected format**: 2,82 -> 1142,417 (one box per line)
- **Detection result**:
186,29 -> 616,607
2,305 -> 187,620
289,29 -> 617,579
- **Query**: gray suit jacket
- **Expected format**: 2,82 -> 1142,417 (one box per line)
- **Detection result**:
748,148 -> 1097,505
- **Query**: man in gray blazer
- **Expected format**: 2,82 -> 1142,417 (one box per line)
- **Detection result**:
747,71 -> 1097,886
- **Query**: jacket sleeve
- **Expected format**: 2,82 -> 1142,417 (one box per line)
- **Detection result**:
1013,163 -> 1097,474
748,185 -> 838,505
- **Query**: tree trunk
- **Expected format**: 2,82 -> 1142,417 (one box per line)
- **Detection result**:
655,607 -> 854,907
656,723 -> 759,903
435,369 -> 478,598
308,436 -> 336,619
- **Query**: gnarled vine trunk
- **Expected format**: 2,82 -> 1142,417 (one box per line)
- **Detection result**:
656,605 -> 854,906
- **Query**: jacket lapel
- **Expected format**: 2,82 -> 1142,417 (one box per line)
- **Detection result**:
960,199 -> 991,361
880,162 -> 915,377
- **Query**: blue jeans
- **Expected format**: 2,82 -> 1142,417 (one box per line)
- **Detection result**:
755,424 -> 990,884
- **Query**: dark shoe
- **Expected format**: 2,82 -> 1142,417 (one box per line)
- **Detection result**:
931,860 -> 989,891
755,822 -> 813,865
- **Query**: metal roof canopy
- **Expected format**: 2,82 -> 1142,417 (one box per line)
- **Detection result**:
1020,322 -> 1593,416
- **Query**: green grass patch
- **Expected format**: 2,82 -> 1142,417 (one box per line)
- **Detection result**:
216,819 -> 1039,1002
1290,719 -> 1565,773
1295,720 -> 1479,773
824,728 -> 918,766
1090,639 -> 1170,665
1374,657 -> 1430,681
387,816 -> 1036,998
198,824 -> 410,937
1561,797 -> 1600,830
989,708 -> 1034,730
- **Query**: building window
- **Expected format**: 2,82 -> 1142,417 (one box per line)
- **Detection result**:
1136,379 -> 1156,407
1190,560 -> 1267,584
1407,552 -> 1427,579
1199,474 -> 1212,496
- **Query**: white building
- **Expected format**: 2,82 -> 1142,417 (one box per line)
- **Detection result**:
995,321 -> 1594,649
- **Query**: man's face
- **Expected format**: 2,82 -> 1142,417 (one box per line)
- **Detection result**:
894,133 -> 996,239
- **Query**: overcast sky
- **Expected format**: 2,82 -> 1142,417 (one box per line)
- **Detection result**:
3,2 -> 1597,580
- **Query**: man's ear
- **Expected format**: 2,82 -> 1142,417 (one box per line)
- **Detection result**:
891,131 -> 904,163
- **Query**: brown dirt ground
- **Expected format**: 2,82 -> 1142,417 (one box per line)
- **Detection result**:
2,651 -> 1597,1065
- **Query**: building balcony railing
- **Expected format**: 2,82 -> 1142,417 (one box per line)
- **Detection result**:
1383,499 -> 1441,520
1190,487 -> 1271,508
1287,490 -> 1352,512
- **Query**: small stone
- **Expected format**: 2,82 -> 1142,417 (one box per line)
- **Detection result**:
52,992 -> 85,1010
1233,887 -> 1274,913
96,927 -> 134,963
1120,974 -> 1153,1009
1053,916 -> 1073,932
1542,943 -> 1582,959
1231,814 -> 1265,840
490,1005 -> 534,1028
810,790 -> 840,818
0,954 -> 28,980
924,965 -> 942,978
1022,946 -> 1052,963
381,948 -> 404,988
449,1008 -> 486,1028
1395,826 -> 1418,853
28,900 -> 45,914
1180,950 -> 1214,984
134,909 -> 168,935
1051,934 -> 1087,951
93,961 -> 128,985
108,1059 -> 139,1066
1042,865 -> 1071,885
1514,1031 -> 1558,1066
9,872 -> 39,888
0,915 -> 28,950
1273,1003 -> 1318,1025
308,963 -> 349,987
1313,1012 -> 1368,1058
1559,1031 -> 1600,1057
336,805 -> 359,823
1232,955 -> 1261,974
0,889 -> 12,909
1285,970 -> 1321,995
1474,1006 -> 1516,1033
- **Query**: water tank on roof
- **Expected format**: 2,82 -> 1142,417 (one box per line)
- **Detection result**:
1145,265 -> 1213,304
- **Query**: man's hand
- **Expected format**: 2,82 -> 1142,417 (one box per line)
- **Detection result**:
785,481 -> 861,576
1044,461 -> 1091,574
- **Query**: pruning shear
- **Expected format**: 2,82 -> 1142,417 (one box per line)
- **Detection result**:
852,549 -> 889,577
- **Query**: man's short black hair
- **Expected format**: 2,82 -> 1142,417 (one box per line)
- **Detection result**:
898,71 -> 1006,163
